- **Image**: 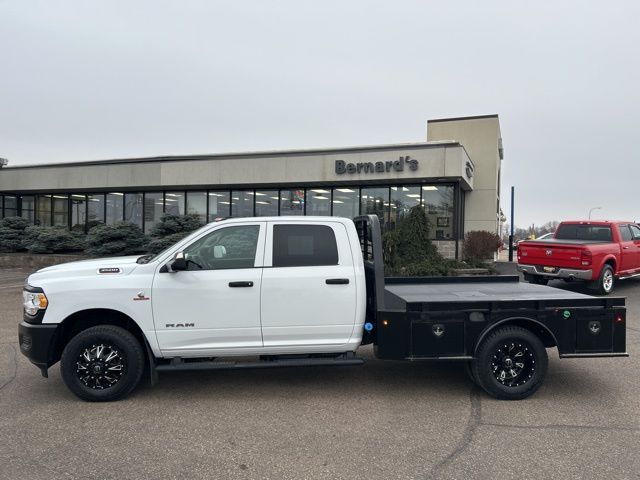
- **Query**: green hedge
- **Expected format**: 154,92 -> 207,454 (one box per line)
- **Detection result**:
23,226 -> 86,254
0,217 -> 30,252
86,223 -> 148,257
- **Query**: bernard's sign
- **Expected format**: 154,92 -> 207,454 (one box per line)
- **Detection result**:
335,156 -> 418,175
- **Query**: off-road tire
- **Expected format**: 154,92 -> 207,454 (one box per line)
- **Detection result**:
472,326 -> 548,400
61,325 -> 144,402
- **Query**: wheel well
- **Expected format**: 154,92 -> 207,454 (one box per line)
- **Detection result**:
475,318 -> 558,352
603,258 -> 616,272
51,309 -> 147,365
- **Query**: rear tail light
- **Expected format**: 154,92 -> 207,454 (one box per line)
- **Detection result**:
615,313 -> 624,324
581,250 -> 592,266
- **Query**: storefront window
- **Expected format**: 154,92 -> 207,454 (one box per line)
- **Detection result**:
306,189 -> 331,216
208,191 -> 230,221
390,186 -> 420,228
361,187 -> 389,228
254,190 -> 278,216
124,193 -> 143,228
21,195 -> 35,224
164,192 -> 185,215
280,189 -> 304,216
422,185 -> 455,240
37,195 -> 52,226
186,191 -> 207,222
331,188 -> 359,218
144,192 -> 164,232
231,190 -> 253,217
4,195 -> 18,218
106,193 -> 124,224
70,194 -> 87,231
52,195 -> 69,227
87,194 -> 105,228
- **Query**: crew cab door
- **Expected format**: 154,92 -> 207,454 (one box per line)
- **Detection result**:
618,224 -> 639,273
260,221 -> 357,347
628,225 -> 640,271
152,222 -> 266,354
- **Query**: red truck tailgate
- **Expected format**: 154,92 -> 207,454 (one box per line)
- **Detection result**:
519,242 -> 584,268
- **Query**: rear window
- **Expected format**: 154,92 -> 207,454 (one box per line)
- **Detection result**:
555,224 -> 612,241
272,224 -> 339,267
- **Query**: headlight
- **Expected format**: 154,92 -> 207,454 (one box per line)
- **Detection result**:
23,290 -> 48,317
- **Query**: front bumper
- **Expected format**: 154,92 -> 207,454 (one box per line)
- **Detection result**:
517,264 -> 593,281
18,321 -> 59,377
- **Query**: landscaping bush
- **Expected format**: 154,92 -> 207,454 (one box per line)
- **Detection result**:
0,216 -> 30,252
23,226 -> 86,254
86,223 -> 148,256
383,206 -> 459,276
463,230 -> 502,264
148,214 -> 204,237
146,214 -> 204,253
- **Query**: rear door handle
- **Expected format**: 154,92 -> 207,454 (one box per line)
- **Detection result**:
229,281 -> 254,287
326,278 -> 349,285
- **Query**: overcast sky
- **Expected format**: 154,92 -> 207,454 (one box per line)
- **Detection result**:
1,1 -> 638,227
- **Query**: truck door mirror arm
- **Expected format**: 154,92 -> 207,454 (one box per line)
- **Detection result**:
168,252 -> 188,272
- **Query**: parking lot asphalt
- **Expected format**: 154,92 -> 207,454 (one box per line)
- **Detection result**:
1,266 -> 639,480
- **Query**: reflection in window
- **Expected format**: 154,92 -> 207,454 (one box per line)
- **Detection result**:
422,185 -> 454,240
37,195 -> 52,226
21,196 -> 35,224
124,193 -> 143,228
255,190 -> 278,216
164,192 -> 185,215
144,193 -> 163,233
71,194 -> 87,231
331,188 -> 359,218
4,195 -> 18,218
52,195 -> 69,226
280,189 -> 304,216
186,191 -> 207,222
306,189 -> 331,216
361,187 -> 389,228
87,194 -> 105,228
184,225 -> 260,270
208,191 -> 230,221
106,193 -> 124,224
231,190 -> 253,217
390,186 -> 420,228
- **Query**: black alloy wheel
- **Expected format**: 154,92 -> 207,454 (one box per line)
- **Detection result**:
61,325 -> 144,402
472,326 -> 548,400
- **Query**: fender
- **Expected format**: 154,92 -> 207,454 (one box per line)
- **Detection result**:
474,317 -> 560,356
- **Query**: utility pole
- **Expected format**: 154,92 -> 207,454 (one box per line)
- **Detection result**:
508,186 -> 515,262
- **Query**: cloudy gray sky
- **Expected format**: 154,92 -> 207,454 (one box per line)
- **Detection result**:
1,1 -> 638,227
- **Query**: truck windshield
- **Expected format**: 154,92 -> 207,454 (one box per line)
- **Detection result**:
555,224 -> 612,241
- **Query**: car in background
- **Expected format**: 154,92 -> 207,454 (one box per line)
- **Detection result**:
517,221 -> 640,294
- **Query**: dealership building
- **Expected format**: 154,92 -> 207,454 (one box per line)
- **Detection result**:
0,114 -> 503,259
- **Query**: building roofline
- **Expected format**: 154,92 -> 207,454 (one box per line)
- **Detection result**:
427,114 -> 499,123
1,140 -> 462,170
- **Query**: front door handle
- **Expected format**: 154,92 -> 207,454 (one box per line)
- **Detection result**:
229,281 -> 254,287
326,278 -> 349,285
623,246 -> 630,250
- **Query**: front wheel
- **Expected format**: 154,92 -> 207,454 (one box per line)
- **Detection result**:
60,325 -> 145,402
472,326 -> 548,400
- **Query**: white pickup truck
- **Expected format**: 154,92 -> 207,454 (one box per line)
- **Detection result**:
19,215 -> 627,402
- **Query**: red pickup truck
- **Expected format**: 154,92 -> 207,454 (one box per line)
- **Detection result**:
517,221 -> 640,294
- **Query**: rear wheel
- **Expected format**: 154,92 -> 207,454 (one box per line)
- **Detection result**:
472,326 -> 548,400
592,265 -> 614,295
61,325 -> 144,402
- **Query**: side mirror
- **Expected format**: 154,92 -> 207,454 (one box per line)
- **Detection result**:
170,252 -> 188,272
213,245 -> 227,259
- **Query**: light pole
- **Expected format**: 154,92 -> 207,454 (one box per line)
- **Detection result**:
588,206 -> 602,220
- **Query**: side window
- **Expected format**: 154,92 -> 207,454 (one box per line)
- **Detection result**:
620,225 -> 633,242
183,225 -> 260,270
630,225 -> 640,240
273,224 -> 339,267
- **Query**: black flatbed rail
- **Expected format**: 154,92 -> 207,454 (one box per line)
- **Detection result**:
353,215 -> 628,362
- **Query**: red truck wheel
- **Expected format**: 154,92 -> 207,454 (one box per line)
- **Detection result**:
592,265 -> 615,295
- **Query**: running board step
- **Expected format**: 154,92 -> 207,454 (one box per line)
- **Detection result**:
156,356 -> 365,372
